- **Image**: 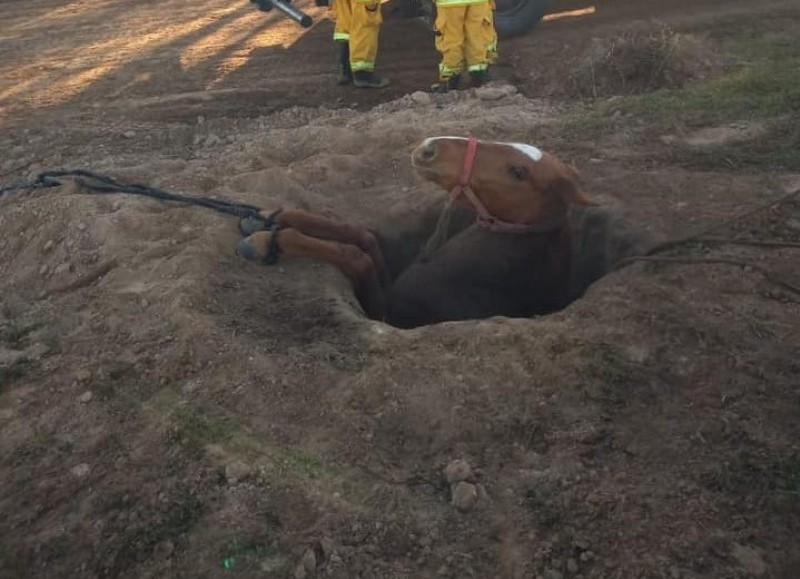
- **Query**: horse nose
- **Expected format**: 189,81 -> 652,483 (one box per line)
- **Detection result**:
414,140 -> 438,165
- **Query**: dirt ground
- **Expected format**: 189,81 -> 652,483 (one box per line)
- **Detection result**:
1,1 -> 800,578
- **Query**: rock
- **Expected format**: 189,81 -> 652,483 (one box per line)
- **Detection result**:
444,459 -> 472,484
261,555 -> 288,572
77,223 -> 87,231
78,391 -> 93,404
54,263 -> 72,276
731,543 -> 766,576
75,369 -> 92,383
122,130 -> 136,139
410,91 -> 431,105
302,547 -> 317,574
567,558 -> 579,574
154,540 -> 174,559
452,482 -> 479,512
71,463 -> 91,477
476,84 -> 517,101
39,264 -> 49,276
579,551 -> 594,563
624,344 -> 649,363
225,461 -> 251,484
43,240 -> 54,252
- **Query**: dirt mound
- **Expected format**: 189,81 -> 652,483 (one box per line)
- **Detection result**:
1,87 -> 799,579
566,21 -> 722,99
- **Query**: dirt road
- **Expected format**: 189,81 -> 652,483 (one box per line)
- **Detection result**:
0,0 -> 789,127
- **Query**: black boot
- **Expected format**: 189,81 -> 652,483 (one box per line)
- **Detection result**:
469,69 -> 489,88
352,70 -> 390,89
430,75 -> 461,94
336,42 -> 352,85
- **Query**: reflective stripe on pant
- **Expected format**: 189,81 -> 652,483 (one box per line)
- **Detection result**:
332,0 -> 352,41
333,0 -> 382,71
434,2 -> 495,80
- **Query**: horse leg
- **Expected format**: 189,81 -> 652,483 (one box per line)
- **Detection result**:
238,228 -> 386,320
258,208 -> 389,287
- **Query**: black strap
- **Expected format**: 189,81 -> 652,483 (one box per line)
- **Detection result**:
265,221 -> 281,265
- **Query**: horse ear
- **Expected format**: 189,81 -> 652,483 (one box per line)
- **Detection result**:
551,163 -> 599,207
565,183 -> 599,206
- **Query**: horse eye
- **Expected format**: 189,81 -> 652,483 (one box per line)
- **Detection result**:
509,166 -> 527,181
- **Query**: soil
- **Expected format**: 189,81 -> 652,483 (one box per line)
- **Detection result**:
1,1 -> 800,579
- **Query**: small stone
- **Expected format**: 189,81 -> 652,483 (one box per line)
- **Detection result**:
75,369 -> 92,383
543,569 -> 564,579
731,543 -> 766,576
452,481 -> 479,512
154,540 -> 174,559
567,559 -> 579,574
77,223 -> 87,231
78,391 -> 93,404
141,299 -> 150,308
39,264 -> 49,276
410,91 -> 431,105
225,461 -> 251,484
444,459 -> 472,484
476,84 -> 517,101
302,548 -> 317,573
71,463 -> 91,477
54,263 -> 71,276
122,130 -> 136,139
624,344 -> 649,363
579,551 -> 594,563
43,240 -> 54,252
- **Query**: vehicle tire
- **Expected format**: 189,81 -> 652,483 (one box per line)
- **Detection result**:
400,0 -> 551,40
493,0 -> 552,39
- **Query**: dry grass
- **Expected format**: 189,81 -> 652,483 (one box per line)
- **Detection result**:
568,21 -> 722,99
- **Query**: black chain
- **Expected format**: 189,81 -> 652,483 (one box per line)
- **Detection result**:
0,169 -> 263,220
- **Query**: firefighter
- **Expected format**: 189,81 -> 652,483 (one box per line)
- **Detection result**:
327,0 -> 390,88
432,0 -> 497,92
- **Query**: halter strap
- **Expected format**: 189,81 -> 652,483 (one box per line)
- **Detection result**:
449,136 -> 562,235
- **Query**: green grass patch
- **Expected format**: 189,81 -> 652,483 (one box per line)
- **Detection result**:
168,405 -> 236,459
615,35 -> 800,126
562,31 -> 800,170
2,322 -> 43,349
0,358 -> 33,391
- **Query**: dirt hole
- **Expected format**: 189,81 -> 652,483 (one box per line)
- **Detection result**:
363,203 -> 651,328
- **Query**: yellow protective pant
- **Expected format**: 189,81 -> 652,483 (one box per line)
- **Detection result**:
332,0 -> 383,72
434,1 -> 496,80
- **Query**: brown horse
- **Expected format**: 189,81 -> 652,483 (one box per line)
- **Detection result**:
236,137 -> 597,328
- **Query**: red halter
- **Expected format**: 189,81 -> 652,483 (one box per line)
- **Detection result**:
449,136 -> 561,234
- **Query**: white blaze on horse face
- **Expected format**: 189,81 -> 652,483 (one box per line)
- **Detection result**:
421,137 -> 544,162
508,143 -> 543,162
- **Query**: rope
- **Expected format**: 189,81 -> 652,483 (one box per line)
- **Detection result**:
0,169 -> 264,220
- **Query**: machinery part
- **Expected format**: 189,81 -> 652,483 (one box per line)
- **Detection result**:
252,0 -> 313,28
